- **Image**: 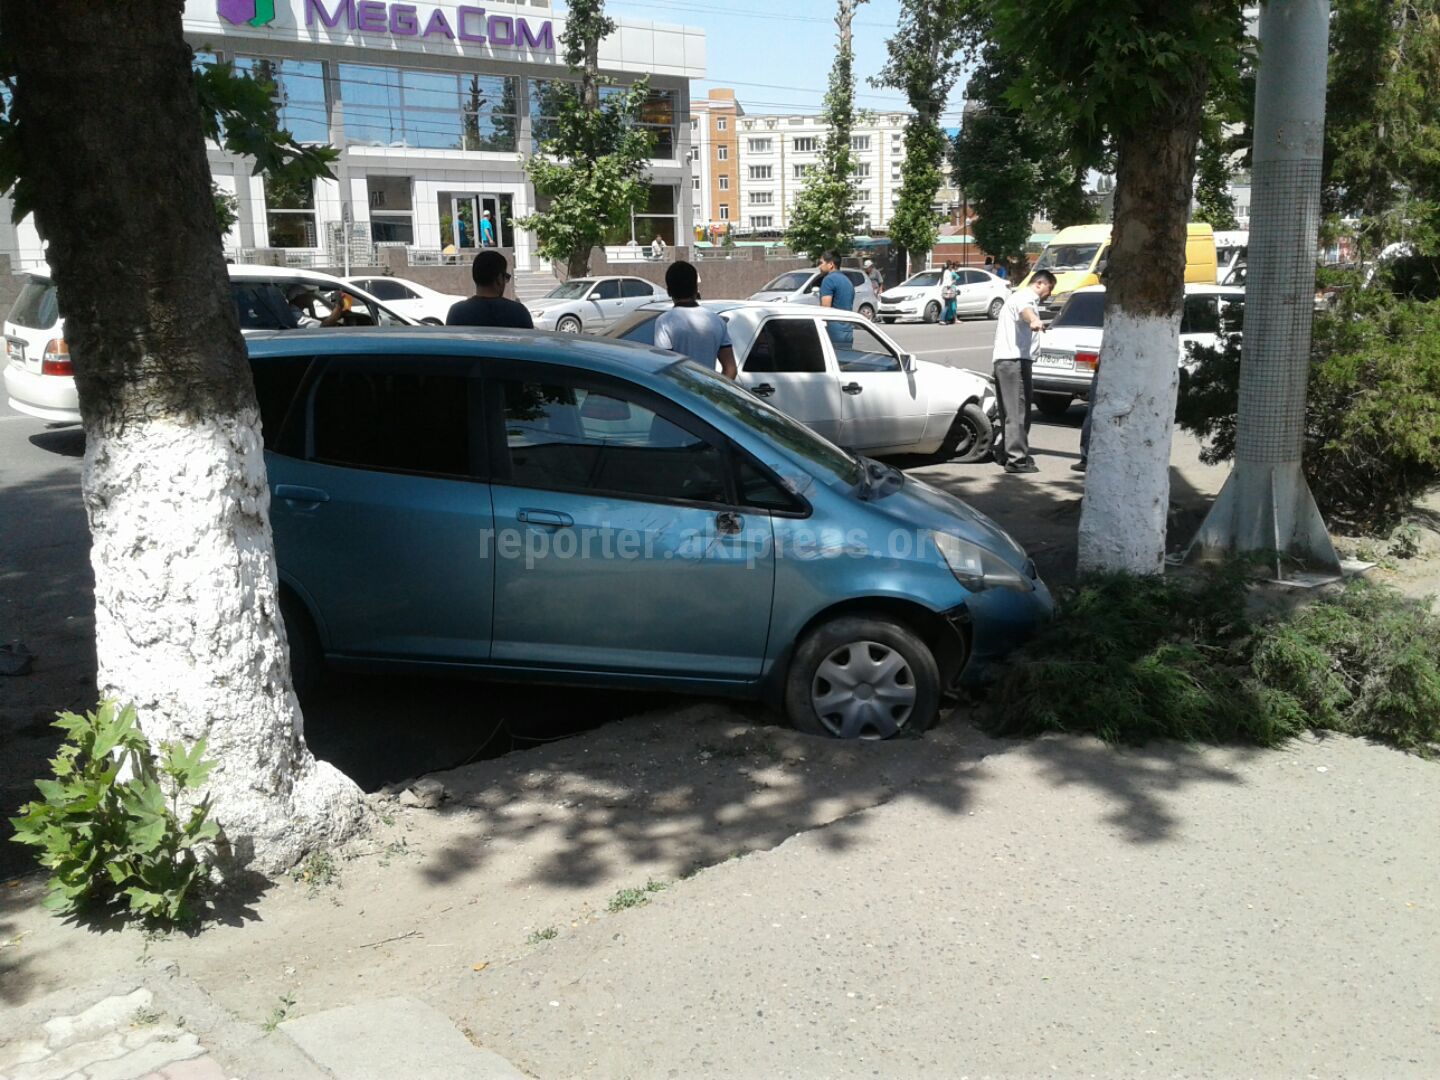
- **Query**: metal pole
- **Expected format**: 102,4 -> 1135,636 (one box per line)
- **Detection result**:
1186,0 -> 1340,580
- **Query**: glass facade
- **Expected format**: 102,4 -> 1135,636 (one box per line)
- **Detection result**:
530,80 -> 676,159
235,56 -> 328,143
338,65 -> 518,152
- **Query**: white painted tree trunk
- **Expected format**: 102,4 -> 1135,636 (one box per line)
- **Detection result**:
84,407 -> 363,874
1076,309 -> 1179,575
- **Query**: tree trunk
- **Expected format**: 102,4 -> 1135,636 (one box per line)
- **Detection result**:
5,0 -> 363,873
1076,99 -> 1206,575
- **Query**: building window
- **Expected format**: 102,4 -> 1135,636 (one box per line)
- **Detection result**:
853,163 -> 871,179
750,216 -> 773,228
236,57 -> 328,143
693,177 -> 701,191
851,135 -> 871,151
853,189 -> 872,203
367,175 -> 414,245
717,145 -> 729,161
634,88 -> 678,159
691,118 -> 699,131
719,205 -> 730,220
634,183 -> 680,245
748,138 -> 772,153
339,65 -> 520,152
265,175 -> 317,249
748,165 -> 772,181
793,163 -> 814,180
716,117 -> 727,131
718,175 -> 730,190
749,191 -> 774,205
690,146 -> 701,161
792,136 -> 817,153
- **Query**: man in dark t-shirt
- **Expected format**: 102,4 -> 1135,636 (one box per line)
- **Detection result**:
446,250 -> 534,328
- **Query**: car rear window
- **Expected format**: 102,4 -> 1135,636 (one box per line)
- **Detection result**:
357,279 -> 413,301
1053,291 -> 1106,329
8,280 -> 58,331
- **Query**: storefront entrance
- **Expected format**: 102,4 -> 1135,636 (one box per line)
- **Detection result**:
439,192 -> 513,251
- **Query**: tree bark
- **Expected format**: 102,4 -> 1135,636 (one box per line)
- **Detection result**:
4,0 -> 362,872
1076,94 -> 1206,574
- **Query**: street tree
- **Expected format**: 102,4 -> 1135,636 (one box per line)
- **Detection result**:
785,0 -> 868,261
989,0 -> 1246,573
874,0 -> 977,274
518,0 -> 653,278
1193,104 -> 1242,230
0,2 -> 364,874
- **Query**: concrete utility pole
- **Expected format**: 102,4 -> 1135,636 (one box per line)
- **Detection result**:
1186,0 -> 1341,579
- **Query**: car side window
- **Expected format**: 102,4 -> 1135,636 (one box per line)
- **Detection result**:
501,378 -> 728,505
233,283 -> 299,331
1221,299 -> 1245,333
826,321 -> 902,373
961,270 -> 985,285
308,362 -> 475,478
737,457 -> 801,512
361,279 -> 416,302
844,270 -> 866,287
593,280 -> 621,301
620,279 -> 653,299
743,319 -> 827,374
250,354 -> 312,453
1181,296 -> 1221,336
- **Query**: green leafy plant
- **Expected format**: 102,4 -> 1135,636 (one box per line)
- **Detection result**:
9,702 -> 220,927
527,926 -> 559,945
607,879 -> 669,912
290,850 -> 339,896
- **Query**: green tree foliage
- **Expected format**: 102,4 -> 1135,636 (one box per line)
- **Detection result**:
1177,287 -> 1440,532
1325,0 -> 1440,258
10,703 -> 220,927
1193,104 -> 1240,229
875,1 -> 977,269
517,0 -> 653,277
786,0 -> 867,261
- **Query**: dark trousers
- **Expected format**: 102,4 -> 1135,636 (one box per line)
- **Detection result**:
993,357 -> 1033,466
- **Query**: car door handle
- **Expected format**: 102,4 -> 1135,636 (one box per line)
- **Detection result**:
752,383 -> 776,397
517,509 -> 573,528
274,484 -> 330,505
842,382 -> 863,395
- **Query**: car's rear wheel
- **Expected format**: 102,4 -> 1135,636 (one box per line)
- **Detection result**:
858,303 -> 876,322
987,297 -> 1005,319
421,317 -> 444,326
279,590 -> 324,702
784,616 -> 941,740
923,301 -> 942,324
1033,392 -> 1074,419
941,401 -> 993,464
556,315 -> 582,333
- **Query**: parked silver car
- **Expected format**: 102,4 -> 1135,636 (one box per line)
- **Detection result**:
527,276 -> 667,333
748,268 -> 879,322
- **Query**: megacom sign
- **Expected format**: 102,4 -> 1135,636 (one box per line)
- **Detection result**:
221,0 -> 556,50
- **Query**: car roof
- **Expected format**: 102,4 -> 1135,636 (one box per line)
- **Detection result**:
1070,283 -> 1245,297
244,326 -> 683,379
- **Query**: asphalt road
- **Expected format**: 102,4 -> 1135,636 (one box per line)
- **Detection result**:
884,314 -> 999,376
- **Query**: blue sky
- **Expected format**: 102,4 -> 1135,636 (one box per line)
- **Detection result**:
562,0 -> 973,122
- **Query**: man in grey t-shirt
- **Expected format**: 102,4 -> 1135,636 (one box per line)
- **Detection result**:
653,261 -> 738,378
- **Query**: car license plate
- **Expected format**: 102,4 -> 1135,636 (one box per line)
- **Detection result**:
5,338 -> 24,366
1034,350 -> 1073,369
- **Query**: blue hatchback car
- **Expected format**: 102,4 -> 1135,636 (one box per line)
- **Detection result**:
247,329 -> 1052,740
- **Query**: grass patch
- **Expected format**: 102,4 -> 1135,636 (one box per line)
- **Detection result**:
262,993 -> 296,1034
607,879 -> 669,913
988,568 -> 1440,756
290,851 -> 339,896
526,926 -> 559,945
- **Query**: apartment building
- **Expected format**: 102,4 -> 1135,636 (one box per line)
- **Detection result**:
688,88 -> 741,236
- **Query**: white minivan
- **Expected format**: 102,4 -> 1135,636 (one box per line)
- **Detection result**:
4,265 -> 413,423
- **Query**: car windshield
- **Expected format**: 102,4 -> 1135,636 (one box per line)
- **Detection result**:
760,271 -> 813,293
545,280 -> 594,300
1036,243 -> 1102,272
1052,291 -> 1106,329
903,272 -> 942,288
665,361 -> 862,489
7,279 -> 58,330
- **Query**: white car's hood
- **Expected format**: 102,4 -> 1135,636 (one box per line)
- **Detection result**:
915,357 -> 992,405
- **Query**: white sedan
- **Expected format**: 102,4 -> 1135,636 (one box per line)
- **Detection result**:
343,275 -> 466,324
605,302 -> 998,462
878,268 -> 1010,324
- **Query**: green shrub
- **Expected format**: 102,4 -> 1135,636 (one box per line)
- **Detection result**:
988,571 -> 1440,756
9,702 -> 220,927
1177,291 -> 1440,533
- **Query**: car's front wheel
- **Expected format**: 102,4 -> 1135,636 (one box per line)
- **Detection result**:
923,301 -> 942,324
941,401 -> 993,464
279,591 -> 324,702
987,297 -> 1004,319
858,303 -> 876,322
784,616 -> 941,740
556,315 -> 582,333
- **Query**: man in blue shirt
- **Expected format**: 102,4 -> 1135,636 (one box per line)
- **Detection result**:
817,250 -> 854,346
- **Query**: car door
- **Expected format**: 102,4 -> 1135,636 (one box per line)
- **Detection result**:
588,278 -> 628,328
819,317 -> 930,452
266,354 -> 495,661
619,278 -> 660,318
734,315 -> 845,444
487,366 -> 774,679
956,270 -> 987,315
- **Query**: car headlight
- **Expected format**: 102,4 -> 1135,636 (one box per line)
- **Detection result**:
530,309 -> 546,318
931,531 -> 1031,592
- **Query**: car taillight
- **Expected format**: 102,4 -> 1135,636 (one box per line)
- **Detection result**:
41,338 -> 72,376
1075,350 -> 1100,370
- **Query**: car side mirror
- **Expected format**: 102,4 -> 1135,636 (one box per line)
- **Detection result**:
902,353 -> 917,372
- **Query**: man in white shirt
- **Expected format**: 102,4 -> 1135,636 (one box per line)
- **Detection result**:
990,270 -> 1055,473
654,261 -> 738,379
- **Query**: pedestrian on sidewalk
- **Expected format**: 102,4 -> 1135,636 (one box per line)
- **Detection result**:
990,269 -> 1055,474
654,260 -> 738,379
941,261 -> 960,324
817,250 -> 855,347
863,258 -> 884,295
446,250 -> 534,328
